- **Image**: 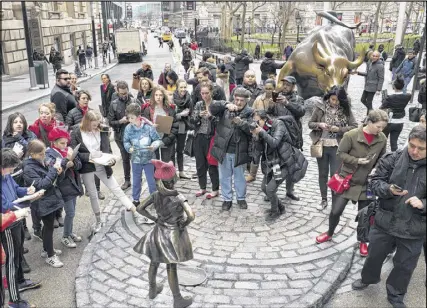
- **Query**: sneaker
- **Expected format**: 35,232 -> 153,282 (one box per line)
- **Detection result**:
173,296 -> 193,308
33,229 -> 42,241
56,216 -> 64,227
93,221 -> 103,233
97,191 -> 105,200
132,200 -> 140,206
8,300 -> 36,308
315,232 -> 332,244
45,255 -> 64,268
351,279 -> 370,290
222,201 -> 232,211
266,211 -> 281,221
70,233 -> 82,242
23,227 -> 32,241
121,180 -> 131,190
61,236 -> 77,248
18,279 -> 41,292
317,199 -> 328,211
237,200 -> 248,209
41,249 -> 62,258
286,192 -> 300,201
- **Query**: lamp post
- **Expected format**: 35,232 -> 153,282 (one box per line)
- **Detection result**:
21,1 -> 39,90
295,13 -> 302,43
90,2 -> 99,69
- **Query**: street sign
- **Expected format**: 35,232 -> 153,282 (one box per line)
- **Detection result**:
186,1 -> 196,10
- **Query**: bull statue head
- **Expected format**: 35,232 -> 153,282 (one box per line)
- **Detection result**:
312,40 -> 364,92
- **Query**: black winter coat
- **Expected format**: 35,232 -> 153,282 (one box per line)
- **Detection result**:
209,101 -> 253,166
389,48 -> 406,70
370,149 -> 426,239
22,158 -> 64,217
135,68 -> 154,80
108,96 -> 141,141
50,84 -> 77,122
380,93 -> 411,119
191,82 -> 226,106
173,91 -> 193,132
70,126 -> 114,177
260,58 -> 285,81
225,62 -> 236,84
100,83 -> 115,118
234,53 -> 254,79
45,148 -> 83,202
66,106 -> 85,128
230,84 -> 264,107
257,119 -> 308,184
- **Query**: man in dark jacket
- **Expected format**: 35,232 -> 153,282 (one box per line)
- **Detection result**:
251,110 -> 308,221
354,51 -> 385,115
50,69 -> 77,122
182,46 -> 193,72
413,39 -> 421,55
107,81 -> 140,190
234,49 -> 253,85
230,70 -> 264,107
210,88 -> 253,211
352,125 -> 426,308
390,45 -> 406,81
284,45 -> 293,60
191,67 -> 226,105
395,49 -> 417,94
260,52 -> 285,84
198,52 -> 217,82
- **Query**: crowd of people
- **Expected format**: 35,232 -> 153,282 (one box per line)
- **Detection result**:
1,37 -> 426,308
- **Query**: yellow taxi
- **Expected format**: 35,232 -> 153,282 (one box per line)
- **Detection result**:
162,30 -> 172,42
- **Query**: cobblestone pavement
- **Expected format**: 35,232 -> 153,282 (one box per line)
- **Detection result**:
75,53 -> 422,307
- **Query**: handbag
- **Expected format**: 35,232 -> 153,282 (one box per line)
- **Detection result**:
131,76 -> 140,91
409,105 -> 423,122
327,164 -> 357,194
184,132 -> 195,157
310,140 -> 323,158
206,131 -> 218,166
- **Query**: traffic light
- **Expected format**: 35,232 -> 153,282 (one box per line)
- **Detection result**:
187,1 -> 196,10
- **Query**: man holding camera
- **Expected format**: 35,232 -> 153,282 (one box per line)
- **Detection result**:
209,88 -> 253,211
352,125 -> 426,308
251,110 -> 308,221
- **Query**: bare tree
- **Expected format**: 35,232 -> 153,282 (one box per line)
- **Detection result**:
279,2 -> 297,50
220,2 -> 244,39
331,2 -> 346,10
240,3 -> 247,49
268,4 -> 283,46
250,1 -> 267,33
372,1 -> 382,47
402,1 -> 414,38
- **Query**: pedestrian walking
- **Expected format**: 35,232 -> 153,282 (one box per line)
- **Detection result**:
389,45 -> 406,81
352,125 -> 426,308
190,82 -> 220,199
315,109 -> 388,257
354,51 -> 385,115
395,49 -> 417,94
260,51 -> 285,84
380,76 -> 412,151
123,103 -> 162,204
234,49 -> 253,85
100,74 -> 115,119
308,86 -> 357,210
85,45 -> 93,68
209,88 -> 253,211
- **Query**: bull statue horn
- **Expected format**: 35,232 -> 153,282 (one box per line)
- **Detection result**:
317,11 -> 362,29
348,49 -> 366,69
312,41 -> 327,67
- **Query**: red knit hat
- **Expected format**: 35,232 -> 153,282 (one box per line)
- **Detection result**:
48,127 -> 70,142
151,160 -> 176,180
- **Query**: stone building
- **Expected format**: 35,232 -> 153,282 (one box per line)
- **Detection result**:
1,1 -> 104,76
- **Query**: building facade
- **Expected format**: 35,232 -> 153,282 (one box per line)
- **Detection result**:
0,1 -> 118,76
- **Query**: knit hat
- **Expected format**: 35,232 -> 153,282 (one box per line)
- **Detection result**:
282,76 -> 296,85
151,160 -> 176,180
48,127 -> 70,142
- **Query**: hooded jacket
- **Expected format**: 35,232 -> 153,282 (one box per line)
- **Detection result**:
50,84 -> 77,122
371,149 -> 426,239
22,158 -> 64,217
209,101 -> 253,167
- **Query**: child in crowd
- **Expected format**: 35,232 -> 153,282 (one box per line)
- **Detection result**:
23,140 -> 65,268
123,103 -> 163,205
1,148 -> 41,308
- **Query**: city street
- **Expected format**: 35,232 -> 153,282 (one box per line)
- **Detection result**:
3,33 -> 426,308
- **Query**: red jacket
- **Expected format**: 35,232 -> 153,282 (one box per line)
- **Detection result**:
190,42 -> 198,51
1,212 -> 17,265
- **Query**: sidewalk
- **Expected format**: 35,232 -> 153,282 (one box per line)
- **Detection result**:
1,54 -> 118,112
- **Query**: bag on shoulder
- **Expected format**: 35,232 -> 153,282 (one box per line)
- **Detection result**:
310,140 -> 323,158
327,164 -> 357,194
409,105 -> 423,122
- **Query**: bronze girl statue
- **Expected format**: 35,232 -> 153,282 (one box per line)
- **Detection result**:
133,160 -> 195,308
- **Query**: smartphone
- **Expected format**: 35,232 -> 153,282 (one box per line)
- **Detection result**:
272,91 -> 280,102
392,184 -> 403,192
366,153 -> 377,161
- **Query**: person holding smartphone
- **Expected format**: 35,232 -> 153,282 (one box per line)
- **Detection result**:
352,125 -> 426,308
315,110 -> 388,257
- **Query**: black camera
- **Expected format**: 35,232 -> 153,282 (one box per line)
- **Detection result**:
227,111 -> 237,119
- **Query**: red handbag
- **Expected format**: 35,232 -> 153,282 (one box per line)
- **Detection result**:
207,131 -> 218,166
327,165 -> 357,194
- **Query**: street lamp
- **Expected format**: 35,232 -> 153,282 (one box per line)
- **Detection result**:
295,12 -> 302,43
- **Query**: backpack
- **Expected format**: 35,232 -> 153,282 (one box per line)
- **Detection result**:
277,115 -> 303,150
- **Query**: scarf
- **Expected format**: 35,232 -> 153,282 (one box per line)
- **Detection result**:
80,105 -> 89,116
52,145 -> 68,158
29,118 -> 56,146
102,83 -> 108,92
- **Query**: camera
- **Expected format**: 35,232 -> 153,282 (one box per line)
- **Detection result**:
272,164 -> 282,181
227,111 -> 237,119
272,91 -> 280,102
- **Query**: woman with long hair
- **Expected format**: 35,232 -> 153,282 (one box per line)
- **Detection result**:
315,109 -> 388,257
165,70 -> 179,92
308,86 -> 358,210
100,73 -> 115,118
141,86 -> 178,163
190,81 -> 219,199
137,77 -> 154,104
70,111 -> 139,233
173,80 -> 193,179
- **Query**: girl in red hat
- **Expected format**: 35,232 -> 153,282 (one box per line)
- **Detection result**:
134,159 -> 194,308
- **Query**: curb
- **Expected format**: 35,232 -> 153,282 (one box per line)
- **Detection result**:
2,62 -> 119,113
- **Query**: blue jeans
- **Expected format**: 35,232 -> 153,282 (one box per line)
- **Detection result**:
132,162 -> 156,201
218,153 -> 246,201
63,198 -> 76,237
402,76 -> 412,94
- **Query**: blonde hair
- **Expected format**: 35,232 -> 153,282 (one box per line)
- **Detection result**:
139,77 -> 154,92
39,102 -> 56,115
80,110 -> 102,132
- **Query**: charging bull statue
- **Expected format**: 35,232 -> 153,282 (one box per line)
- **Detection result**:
277,11 -> 366,100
